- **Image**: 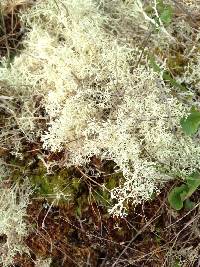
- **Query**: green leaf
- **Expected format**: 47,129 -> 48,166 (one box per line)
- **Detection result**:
156,0 -> 173,26
185,172 -> 200,197
168,172 -> 200,211
180,108 -> 200,135
149,55 -> 161,73
168,184 -> 188,210
159,5 -> 173,26
184,199 -> 195,210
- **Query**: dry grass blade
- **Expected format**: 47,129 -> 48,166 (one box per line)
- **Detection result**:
1,0 -> 33,14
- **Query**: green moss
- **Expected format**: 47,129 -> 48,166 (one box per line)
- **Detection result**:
30,167 -> 81,202
6,155 -> 124,216
92,170 -> 123,209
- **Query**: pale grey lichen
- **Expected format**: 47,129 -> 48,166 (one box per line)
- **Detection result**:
1,0 -> 200,216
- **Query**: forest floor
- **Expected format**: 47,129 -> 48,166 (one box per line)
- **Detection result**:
1,147 -> 200,267
0,1 -> 200,267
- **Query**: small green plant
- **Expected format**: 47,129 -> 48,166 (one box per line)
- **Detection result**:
180,107 -> 200,136
146,0 -> 173,27
168,172 -> 200,210
156,0 -> 173,27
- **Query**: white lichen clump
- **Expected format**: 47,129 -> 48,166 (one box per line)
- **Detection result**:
35,257 -> 52,267
0,181 -> 32,266
1,0 -> 200,216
